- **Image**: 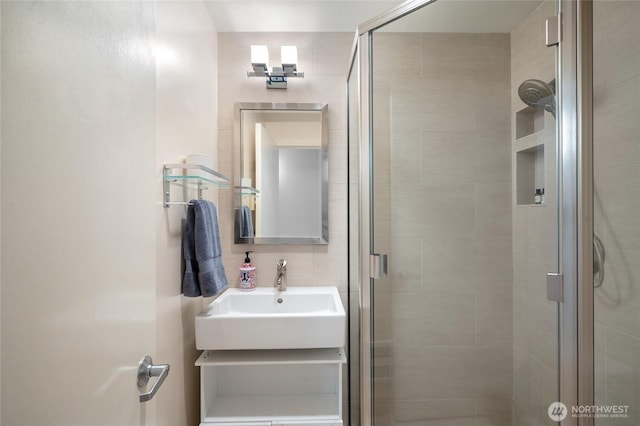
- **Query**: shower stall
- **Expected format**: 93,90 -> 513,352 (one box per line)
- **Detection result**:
347,0 -> 640,424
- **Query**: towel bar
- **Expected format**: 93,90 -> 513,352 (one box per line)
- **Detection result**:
165,201 -> 194,206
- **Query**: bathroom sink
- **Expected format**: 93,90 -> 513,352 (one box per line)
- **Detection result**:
195,287 -> 346,350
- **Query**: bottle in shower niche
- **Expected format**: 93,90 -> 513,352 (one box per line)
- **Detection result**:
239,251 -> 256,291
534,188 -> 543,204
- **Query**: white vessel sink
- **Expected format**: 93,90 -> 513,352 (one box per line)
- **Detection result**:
195,287 -> 346,350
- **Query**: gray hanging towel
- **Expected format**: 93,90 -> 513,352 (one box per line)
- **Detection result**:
241,205 -> 254,238
182,200 -> 228,297
182,204 -> 200,296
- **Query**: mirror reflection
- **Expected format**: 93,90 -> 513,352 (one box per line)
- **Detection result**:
235,103 -> 328,245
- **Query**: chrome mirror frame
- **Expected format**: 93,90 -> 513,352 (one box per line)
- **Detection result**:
233,102 -> 329,245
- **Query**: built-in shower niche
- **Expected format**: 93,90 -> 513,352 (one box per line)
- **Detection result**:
516,144 -> 545,205
516,106 -> 546,139
515,104 -> 553,206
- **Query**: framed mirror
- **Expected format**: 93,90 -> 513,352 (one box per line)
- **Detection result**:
234,102 -> 329,245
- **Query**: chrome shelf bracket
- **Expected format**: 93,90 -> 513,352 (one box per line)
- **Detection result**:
162,163 -> 231,208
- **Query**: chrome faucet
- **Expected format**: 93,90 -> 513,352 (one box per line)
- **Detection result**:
275,259 -> 287,291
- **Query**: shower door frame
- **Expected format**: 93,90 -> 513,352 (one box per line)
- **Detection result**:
574,0 -> 595,423
347,0 -> 596,424
558,0 -> 596,422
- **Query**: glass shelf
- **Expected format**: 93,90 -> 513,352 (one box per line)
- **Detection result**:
234,186 -> 260,196
163,163 -> 231,208
166,174 -> 231,188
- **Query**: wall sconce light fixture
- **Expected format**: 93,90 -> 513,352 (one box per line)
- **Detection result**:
248,45 -> 304,89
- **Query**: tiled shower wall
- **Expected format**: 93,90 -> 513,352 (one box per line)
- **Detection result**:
593,1 -> 640,424
371,31 -> 513,424
510,1 -> 559,424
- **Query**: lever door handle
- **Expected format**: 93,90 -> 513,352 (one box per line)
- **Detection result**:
137,355 -> 170,403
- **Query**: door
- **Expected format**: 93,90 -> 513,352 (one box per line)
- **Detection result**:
1,2 -> 157,424
360,0 -> 562,423
592,0 -> 640,423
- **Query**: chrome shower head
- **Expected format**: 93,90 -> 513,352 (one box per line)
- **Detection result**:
518,79 -> 556,118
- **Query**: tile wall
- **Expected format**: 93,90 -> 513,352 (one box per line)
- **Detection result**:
370,31 -> 513,425
510,1 -> 559,424
593,1 -> 640,424
215,31 -> 354,420
216,32 -> 352,292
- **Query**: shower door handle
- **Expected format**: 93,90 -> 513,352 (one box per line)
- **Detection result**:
370,254 -> 387,279
547,273 -> 564,303
137,355 -> 170,402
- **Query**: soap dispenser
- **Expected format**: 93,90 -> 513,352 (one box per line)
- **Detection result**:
239,251 -> 256,291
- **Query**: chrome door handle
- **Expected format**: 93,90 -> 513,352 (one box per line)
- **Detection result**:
137,355 -> 170,403
370,254 -> 387,279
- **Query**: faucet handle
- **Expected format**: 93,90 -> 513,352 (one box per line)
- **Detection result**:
277,259 -> 287,270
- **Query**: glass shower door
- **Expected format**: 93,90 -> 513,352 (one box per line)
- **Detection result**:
592,0 -> 640,422
365,0 -> 562,424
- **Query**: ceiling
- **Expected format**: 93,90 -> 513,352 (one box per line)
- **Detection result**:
203,0 -> 543,33
204,1 -> 408,32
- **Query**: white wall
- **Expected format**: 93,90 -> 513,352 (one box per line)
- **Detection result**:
277,148 -> 322,237
154,2 -> 218,425
256,123 -> 280,236
258,144 -> 322,238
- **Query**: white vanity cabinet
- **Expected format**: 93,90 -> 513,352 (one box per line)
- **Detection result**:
196,348 -> 346,426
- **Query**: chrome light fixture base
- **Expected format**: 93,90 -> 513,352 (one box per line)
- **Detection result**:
248,46 -> 304,89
